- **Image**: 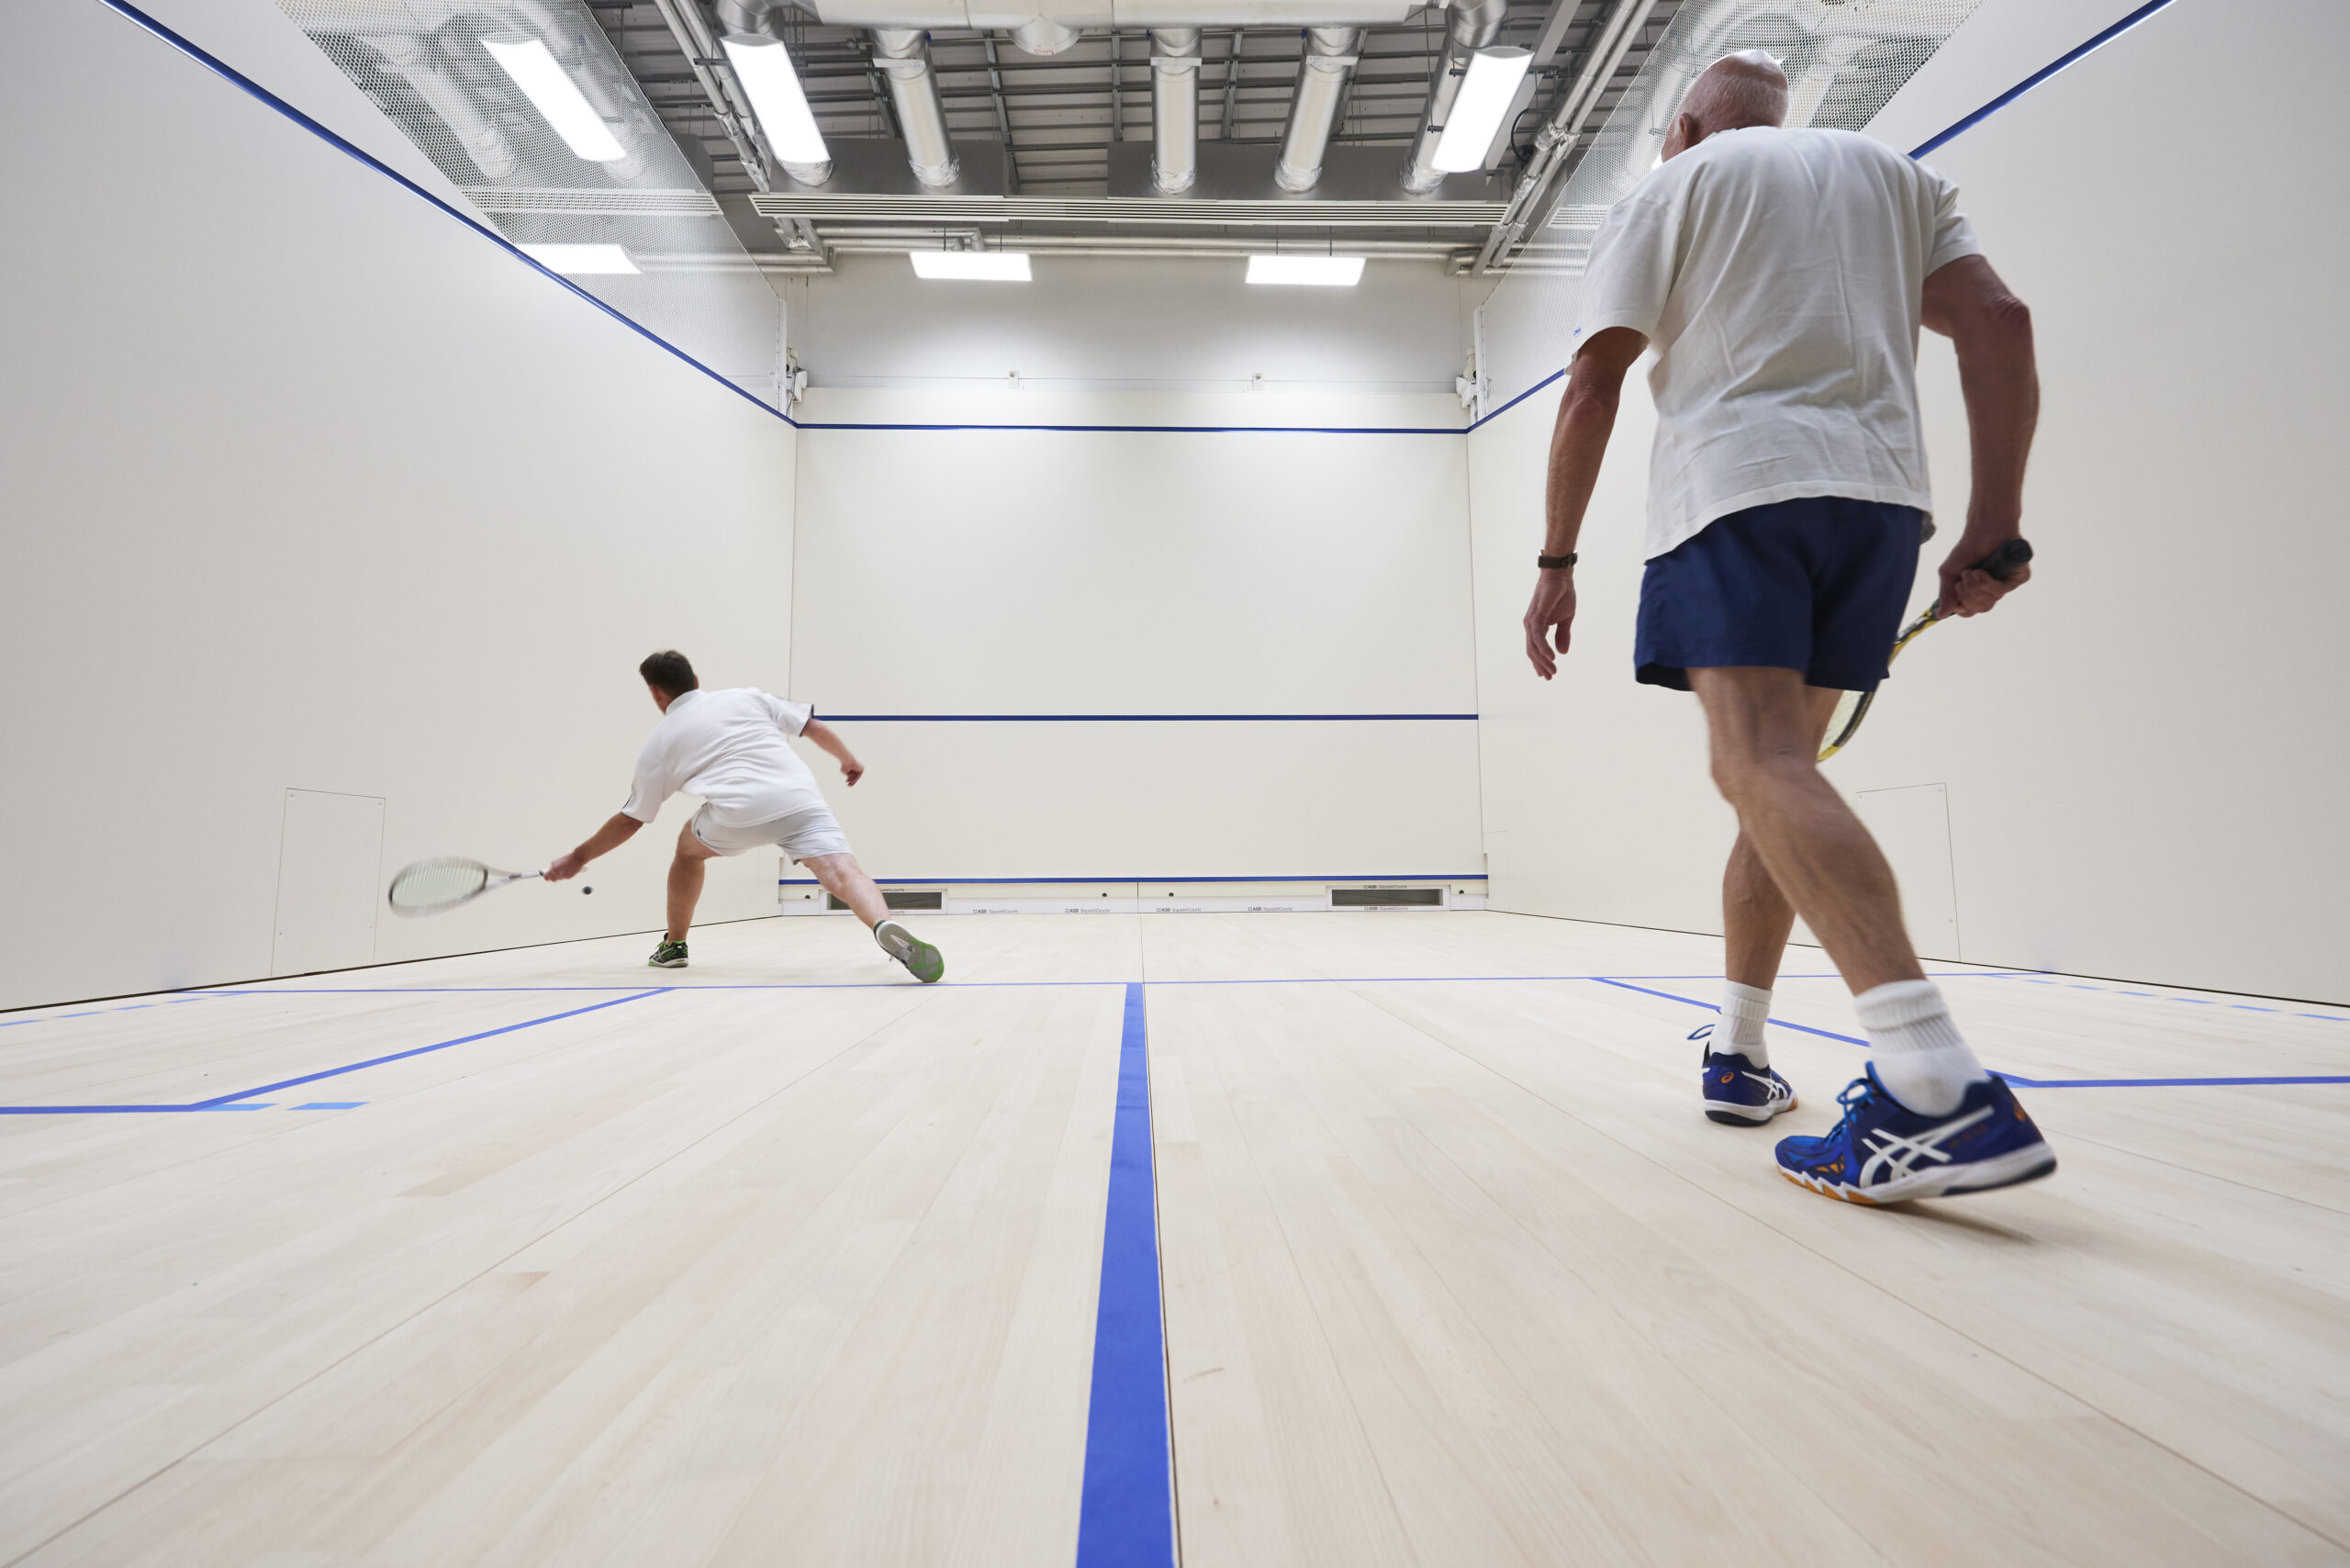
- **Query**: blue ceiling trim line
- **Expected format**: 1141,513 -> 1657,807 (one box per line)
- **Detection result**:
818,712 -> 1478,722
92,0 -> 791,428
1908,0 -> 2183,157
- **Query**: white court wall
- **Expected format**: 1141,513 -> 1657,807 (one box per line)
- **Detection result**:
789,387 -> 1483,880
1467,0 -> 2350,1002
0,1 -> 799,1011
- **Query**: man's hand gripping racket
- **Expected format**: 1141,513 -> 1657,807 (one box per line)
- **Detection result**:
1818,536 -> 2032,761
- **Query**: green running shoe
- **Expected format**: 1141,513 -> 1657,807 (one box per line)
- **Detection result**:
874,920 -> 944,984
647,939 -> 688,969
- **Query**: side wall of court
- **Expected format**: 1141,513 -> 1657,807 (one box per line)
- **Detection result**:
1466,0 -> 2350,1004
785,387 -> 1486,885
0,0 -> 800,1011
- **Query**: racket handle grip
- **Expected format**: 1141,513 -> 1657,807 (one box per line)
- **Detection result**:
1976,537 -> 2033,580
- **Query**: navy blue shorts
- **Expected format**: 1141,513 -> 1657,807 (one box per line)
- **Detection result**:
1635,496 -> 1925,693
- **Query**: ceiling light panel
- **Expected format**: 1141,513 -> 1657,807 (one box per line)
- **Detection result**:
910,252 -> 1033,281
482,38 -> 626,163
1247,255 -> 1365,286
721,37 -> 831,167
1433,47 -> 1533,173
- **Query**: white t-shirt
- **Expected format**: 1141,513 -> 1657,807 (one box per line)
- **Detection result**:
621,688 -> 823,827
1572,126 -> 1982,559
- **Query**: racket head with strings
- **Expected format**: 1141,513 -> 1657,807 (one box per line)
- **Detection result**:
387,857 -> 521,917
1818,537 -> 2032,762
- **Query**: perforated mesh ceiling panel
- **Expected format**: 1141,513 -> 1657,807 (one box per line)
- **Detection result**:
1475,0 -> 1985,414
275,0 -> 786,402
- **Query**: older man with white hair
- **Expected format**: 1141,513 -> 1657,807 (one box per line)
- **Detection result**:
1521,50 -> 2054,1202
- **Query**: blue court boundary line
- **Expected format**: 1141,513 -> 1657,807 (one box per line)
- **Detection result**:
0,989 -> 666,1114
1075,982 -> 1178,1565
1591,979 -> 2350,1089
816,712 -> 1478,722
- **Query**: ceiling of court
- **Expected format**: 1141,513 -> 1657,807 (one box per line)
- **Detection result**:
585,0 -> 1684,269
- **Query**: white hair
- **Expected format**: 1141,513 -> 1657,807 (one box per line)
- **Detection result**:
1684,50 -> 1789,131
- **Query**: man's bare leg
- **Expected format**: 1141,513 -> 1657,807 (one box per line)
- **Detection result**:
798,851 -> 890,928
1709,686 -> 1855,1076
667,822 -> 721,943
1691,666 -> 1922,991
800,851 -> 945,982
1690,666 -> 1993,1116
1721,684 -> 1841,985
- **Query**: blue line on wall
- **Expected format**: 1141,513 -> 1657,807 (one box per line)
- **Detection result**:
1908,0 -> 2183,157
1467,2 -> 2189,427
778,873 -> 1488,886
793,420 -> 1462,435
818,712 -> 1479,722
92,0 -> 789,427
1076,982 -> 1179,1567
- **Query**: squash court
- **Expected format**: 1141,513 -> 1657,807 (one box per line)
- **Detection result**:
9,0 -> 2348,1562
4,913 -> 2345,1563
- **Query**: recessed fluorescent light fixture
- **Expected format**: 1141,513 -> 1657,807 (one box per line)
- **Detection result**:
1432,45 -> 1533,172
1246,254 -> 1365,286
910,251 -> 1032,281
520,242 -> 639,274
720,36 -> 831,167
482,37 -> 626,162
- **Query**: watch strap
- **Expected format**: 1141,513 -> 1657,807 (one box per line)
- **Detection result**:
1537,552 -> 1578,569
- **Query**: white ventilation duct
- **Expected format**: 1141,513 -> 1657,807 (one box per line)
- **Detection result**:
1274,26 -> 1360,194
871,28 -> 962,186
1399,0 -> 1509,195
1148,28 -> 1202,193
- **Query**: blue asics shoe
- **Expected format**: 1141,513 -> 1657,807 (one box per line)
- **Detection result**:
1776,1065 -> 2056,1204
1692,1024 -> 1796,1126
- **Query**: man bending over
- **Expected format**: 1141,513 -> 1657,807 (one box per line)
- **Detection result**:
546,650 -> 943,982
1521,52 -> 2052,1202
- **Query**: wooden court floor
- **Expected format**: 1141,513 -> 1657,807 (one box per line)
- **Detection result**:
1,913 -> 2344,1566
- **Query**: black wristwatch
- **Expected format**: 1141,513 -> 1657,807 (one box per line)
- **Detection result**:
1537,552 -> 1578,569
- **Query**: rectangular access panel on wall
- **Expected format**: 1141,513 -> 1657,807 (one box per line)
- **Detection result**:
1853,783 -> 1961,962
272,789 -> 386,978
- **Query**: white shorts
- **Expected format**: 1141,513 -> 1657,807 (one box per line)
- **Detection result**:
690,801 -> 852,862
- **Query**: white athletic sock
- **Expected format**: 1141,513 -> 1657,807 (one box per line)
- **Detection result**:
1853,980 -> 1987,1116
1718,981 -> 1773,1066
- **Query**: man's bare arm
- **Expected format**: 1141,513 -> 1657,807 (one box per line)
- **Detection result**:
547,812 -> 640,881
1524,326 -> 1648,678
801,718 -> 865,786
1922,253 -> 2038,617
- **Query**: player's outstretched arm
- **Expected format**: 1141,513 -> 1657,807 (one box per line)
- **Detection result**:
801,718 -> 865,786
548,812 -> 641,880
1923,253 -> 2038,618
1525,326 -> 1646,678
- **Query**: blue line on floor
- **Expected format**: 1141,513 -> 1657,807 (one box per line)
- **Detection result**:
1590,979 -> 2350,1089
1075,982 -> 1177,1568
0,990 -> 668,1115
